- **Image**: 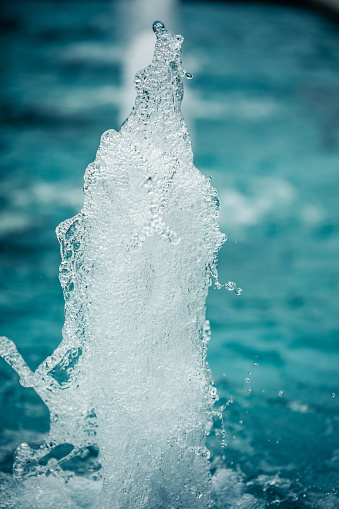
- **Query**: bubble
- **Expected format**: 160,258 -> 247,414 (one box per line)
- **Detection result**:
139,176 -> 153,191
226,281 -> 236,291
80,448 -> 90,459
47,458 -> 59,470
332,392 -> 336,398
235,287 -> 243,295
168,230 -> 180,245
195,447 -> 210,459
253,363 -> 258,368
209,386 -> 218,399
279,390 -> 284,397
185,71 -> 193,79
170,61 -> 178,72
245,378 -> 251,384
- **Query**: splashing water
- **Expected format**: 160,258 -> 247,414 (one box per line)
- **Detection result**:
0,21 -> 225,508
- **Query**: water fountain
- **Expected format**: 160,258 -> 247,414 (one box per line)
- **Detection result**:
0,21 -> 224,508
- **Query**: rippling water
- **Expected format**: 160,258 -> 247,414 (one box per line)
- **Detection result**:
0,1 -> 338,507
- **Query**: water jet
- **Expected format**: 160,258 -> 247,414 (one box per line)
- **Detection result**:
0,21 -> 224,508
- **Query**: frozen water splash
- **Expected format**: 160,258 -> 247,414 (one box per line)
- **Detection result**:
0,21 -> 225,508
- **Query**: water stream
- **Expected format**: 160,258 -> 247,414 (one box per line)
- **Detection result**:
0,21 -> 224,508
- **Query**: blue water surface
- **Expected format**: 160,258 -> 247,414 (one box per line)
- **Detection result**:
0,1 -> 338,507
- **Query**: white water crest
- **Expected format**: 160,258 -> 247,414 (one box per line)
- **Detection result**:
0,21 -> 225,508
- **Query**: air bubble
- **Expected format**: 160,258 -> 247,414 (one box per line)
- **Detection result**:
168,230 -> 180,245
140,176 -> 153,191
195,447 -> 210,460
245,378 -> 251,384
279,390 -> 284,397
185,72 -> 193,79
235,287 -> 243,295
226,281 -> 236,291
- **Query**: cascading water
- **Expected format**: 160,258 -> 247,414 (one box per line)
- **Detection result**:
0,21 -> 225,508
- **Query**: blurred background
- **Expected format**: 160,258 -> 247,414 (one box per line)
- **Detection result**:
0,0 -> 339,507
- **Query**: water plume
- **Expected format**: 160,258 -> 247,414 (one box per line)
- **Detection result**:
0,21 -> 224,508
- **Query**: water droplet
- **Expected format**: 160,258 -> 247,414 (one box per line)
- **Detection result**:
152,20 -> 165,33
226,281 -> 236,291
235,287 -> 243,295
279,390 -> 284,397
245,378 -> 251,384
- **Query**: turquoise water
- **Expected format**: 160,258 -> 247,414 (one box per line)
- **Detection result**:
0,1 -> 338,507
